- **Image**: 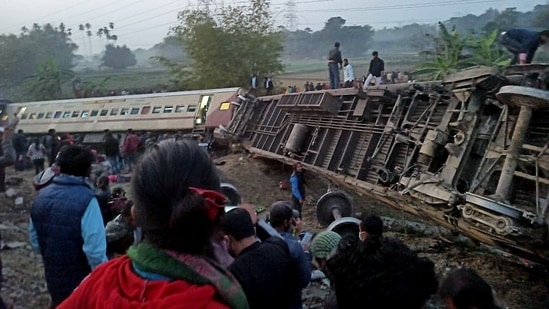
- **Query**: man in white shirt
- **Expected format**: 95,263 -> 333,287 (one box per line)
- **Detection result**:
343,58 -> 355,88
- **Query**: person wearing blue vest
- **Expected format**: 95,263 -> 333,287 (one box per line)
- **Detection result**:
290,162 -> 306,219
29,144 -> 107,308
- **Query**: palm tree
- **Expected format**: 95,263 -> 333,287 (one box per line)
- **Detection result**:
102,26 -> 110,44
85,23 -> 93,59
78,24 -> 87,59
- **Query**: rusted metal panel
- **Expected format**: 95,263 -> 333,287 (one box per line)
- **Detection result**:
221,65 -> 549,264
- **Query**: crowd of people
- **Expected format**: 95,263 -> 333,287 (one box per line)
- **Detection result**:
4,28 -> 547,308
0,128 -> 503,309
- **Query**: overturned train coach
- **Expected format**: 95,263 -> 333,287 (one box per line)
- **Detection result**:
218,65 -> 549,264
0,88 -> 242,142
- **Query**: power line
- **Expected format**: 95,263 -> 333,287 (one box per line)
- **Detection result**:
297,0 -> 510,13
74,0 -> 152,25
112,0 -> 331,32
114,0 -> 503,38
2,0 -> 92,32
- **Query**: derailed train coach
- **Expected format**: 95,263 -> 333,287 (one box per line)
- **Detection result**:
0,88 -> 242,143
218,65 -> 549,264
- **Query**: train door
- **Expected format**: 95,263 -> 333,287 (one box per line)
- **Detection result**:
195,95 -> 212,125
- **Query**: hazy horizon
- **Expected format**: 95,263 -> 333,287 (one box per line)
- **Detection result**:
0,0 -> 545,53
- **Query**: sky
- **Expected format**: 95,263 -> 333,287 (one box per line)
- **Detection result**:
0,0 -> 545,53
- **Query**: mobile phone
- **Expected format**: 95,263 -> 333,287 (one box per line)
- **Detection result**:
301,232 -> 313,246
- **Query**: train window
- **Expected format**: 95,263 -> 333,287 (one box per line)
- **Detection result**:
45,112 -> 53,119
175,105 -> 186,113
17,107 -> 27,117
121,108 -> 129,116
37,113 -> 45,119
219,102 -> 231,110
100,109 -> 108,116
63,111 -> 71,118
110,108 -> 119,116
187,105 -> 197,112
141,106 -> 150,114
81,111 -> 89,118
131,107 -> 140,115
72,111 -> 80,118
91,110 -> 99,117
163,106 -> 173,113
21,114 -> 28,120
54,111 -> 62,118
152,106 -> 162,114
29,113 -> 36,120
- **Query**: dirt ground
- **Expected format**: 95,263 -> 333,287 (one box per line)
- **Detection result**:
1,154 -> 548,308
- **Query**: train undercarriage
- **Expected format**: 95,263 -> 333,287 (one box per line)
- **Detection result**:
217,64 -> 549,264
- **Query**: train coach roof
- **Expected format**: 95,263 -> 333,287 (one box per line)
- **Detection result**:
8,87 -> 241,106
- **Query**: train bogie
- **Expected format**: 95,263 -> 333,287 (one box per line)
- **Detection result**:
221,65 -> 549,264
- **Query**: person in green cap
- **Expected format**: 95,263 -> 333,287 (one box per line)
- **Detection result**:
310,231 -> 342,309
310,231 -> 342,271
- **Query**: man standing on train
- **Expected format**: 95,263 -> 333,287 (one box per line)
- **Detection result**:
343,58 -> 355,88
328,42 -> 343,89
363,51 -> 384,87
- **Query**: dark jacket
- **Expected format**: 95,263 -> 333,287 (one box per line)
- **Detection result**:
328,48 -> 342,65
104,136 -> 120,157
369,58 -> 385,77
0,139 -> 15,191
0,139 -> 15,168
281,232 -> 312,309
12,133 -> 27,153
505,28 -> 541,63
229,238 -> 295,309
31,175 -> 96,305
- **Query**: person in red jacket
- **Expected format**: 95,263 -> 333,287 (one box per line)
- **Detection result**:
59,140 -> 249,309
121,129 -> 141,172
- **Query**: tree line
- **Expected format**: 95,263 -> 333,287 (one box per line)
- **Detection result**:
0,21 -> 137,100
1,0 -> 548,101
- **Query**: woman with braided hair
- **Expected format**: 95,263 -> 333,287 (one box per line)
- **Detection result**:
60,140 -> 248,309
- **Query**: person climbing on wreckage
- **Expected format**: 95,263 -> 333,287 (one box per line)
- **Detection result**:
499,28 -> 549,65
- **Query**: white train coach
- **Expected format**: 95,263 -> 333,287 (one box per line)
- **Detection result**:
0,87 -> 241,137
